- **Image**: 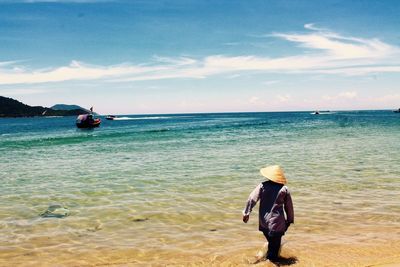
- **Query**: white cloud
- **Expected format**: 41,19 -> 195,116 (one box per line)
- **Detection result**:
1,24 -> 400,85
304,23 -> 323,31
0,60 -> 24,67
0,61 -> 165,84
338,91 -> 357,99
374,93 -> 400,103
152,56 -> 197,66
248,96 -> 260,104
262,80 -> 280,85
323,91 -> 358,101
276,94 -> 291,102
273,30 -> 397,60
317,65 -> 400,76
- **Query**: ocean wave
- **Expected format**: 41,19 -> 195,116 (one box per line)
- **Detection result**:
143,128 -> 170,133
111,116 -> 172,120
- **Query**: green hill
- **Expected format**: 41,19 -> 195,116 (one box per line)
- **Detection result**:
51,104 -> 89,111
0,96 -> 87,117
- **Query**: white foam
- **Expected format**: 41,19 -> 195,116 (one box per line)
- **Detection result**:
310,112 -> 336,115
112,116 -> 171,120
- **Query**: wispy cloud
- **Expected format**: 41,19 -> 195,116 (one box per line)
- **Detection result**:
262,80 -> 280,85
0,60 -> 166,84
248,96 -> 261,105
276,94 -> 292,102
373,93 -> 400,103
1,24 -> 400,85
323,91 -> 358,101
273,29 -> 396,60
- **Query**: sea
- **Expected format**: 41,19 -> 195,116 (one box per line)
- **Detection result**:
0,111 -> 399,266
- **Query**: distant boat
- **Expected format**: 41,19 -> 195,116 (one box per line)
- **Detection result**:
393,108 -> 400,113
106,115 -> 116,120
76,114 -> 101,128
311,110 -> 332,115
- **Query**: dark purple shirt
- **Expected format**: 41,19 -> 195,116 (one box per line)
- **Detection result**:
243,180 -> 294,234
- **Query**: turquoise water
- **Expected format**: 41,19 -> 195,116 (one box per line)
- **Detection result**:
1,111 -> 400,265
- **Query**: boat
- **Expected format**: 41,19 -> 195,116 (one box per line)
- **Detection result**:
76,114 -> 101,128
106,115 -> 116,120
393,108 -> 400,113
312,111 -> 320,115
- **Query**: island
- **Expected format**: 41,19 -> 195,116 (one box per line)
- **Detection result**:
0,96 -> 88,118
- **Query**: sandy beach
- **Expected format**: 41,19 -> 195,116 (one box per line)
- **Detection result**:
1,236 -> 399,266
1,212 -> 400,266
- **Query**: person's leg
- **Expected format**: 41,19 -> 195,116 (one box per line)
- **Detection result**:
263,232 -> 282,261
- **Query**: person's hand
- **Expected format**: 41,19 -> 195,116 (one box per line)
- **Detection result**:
243,214 -> 249,223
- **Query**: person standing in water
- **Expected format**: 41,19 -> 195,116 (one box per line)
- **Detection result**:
243,165 -> 294,262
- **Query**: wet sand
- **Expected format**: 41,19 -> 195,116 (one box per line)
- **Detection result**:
1,232 -> 399,266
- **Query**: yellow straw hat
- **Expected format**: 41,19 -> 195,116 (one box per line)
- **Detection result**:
260,165 -> 287,184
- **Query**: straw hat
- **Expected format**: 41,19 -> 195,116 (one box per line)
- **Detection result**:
260,165 -> 287,184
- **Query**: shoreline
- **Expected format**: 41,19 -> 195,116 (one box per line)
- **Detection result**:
1,235 -> 399,266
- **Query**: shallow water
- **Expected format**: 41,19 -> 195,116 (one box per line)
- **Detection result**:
0,111 -> 399,266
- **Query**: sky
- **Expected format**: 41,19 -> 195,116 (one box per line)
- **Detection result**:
0,0 -> 400,114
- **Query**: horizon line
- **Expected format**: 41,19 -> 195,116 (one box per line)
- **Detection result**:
97,108 -> 396,116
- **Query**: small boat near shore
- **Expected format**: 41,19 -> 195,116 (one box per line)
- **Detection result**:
76,114 -> 101,128
106,115 -> 116,120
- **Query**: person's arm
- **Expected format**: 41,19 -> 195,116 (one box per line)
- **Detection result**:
242,183 -> 262,223
284,187 -> 294,229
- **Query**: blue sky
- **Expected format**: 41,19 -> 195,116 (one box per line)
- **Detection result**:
0,0 -> 400,114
